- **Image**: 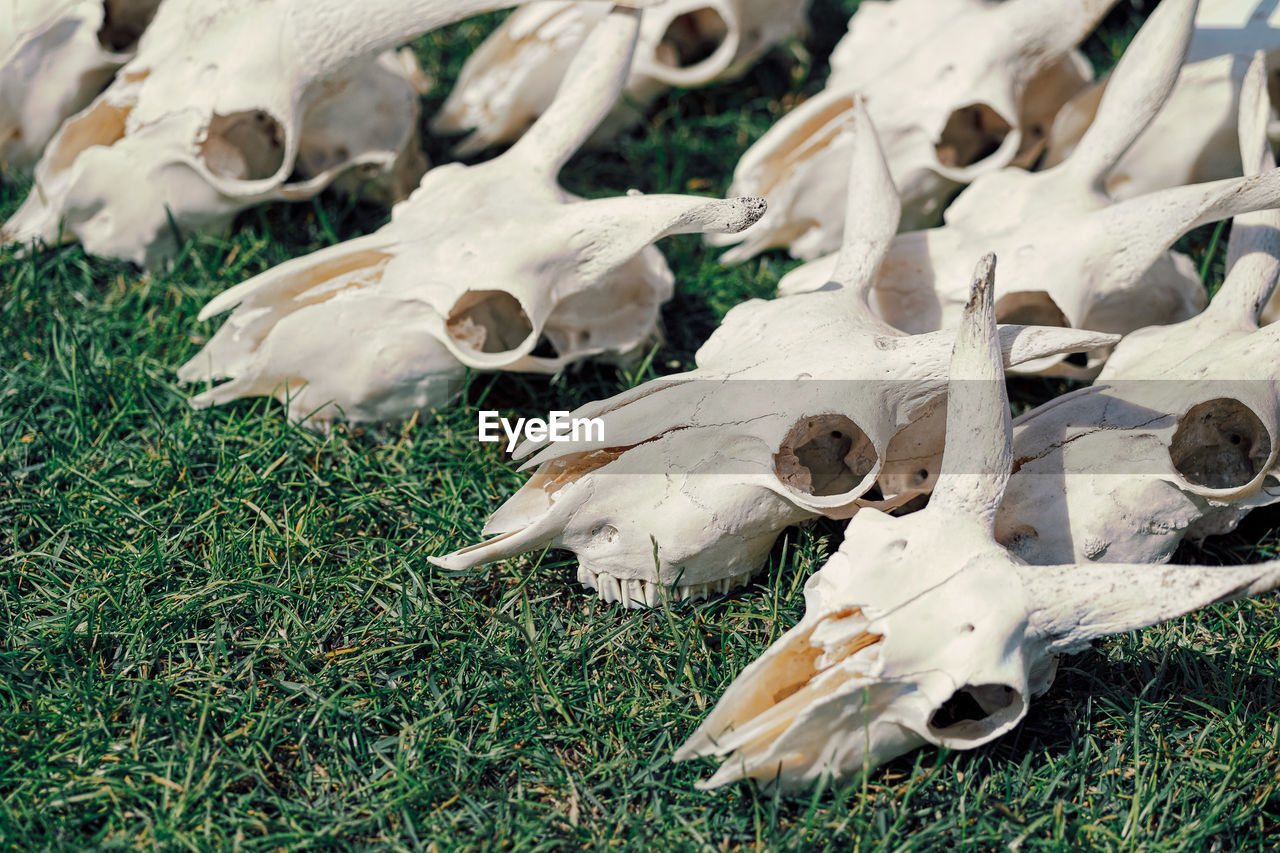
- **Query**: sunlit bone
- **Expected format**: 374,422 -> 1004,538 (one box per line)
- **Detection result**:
0,0 -> 161,171
2,0 -> 623,268
673,253 -> 1280,791
1044,0 -> 1280,201
707,0 -> 1112,262
429,102 -> 1117,608
996,52 -> 1280,566
432,0 -> 810,155
778,0 -> 1280,378
178,7 -> 764,428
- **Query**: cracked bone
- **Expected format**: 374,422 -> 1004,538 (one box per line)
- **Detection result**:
996,52 -> 1280,566
431,0 -> 810,155
1,0 -> 162,171
1044,0 -> 1280,202
673,253 -> 1280,791
430,101 -> 1117,606
178,7 -> 765,428
2,0 -> 621,268
777,0 -> 1280,378
707,0 -> 1111,262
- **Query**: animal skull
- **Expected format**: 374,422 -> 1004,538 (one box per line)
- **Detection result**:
1,0 -> 564,268
430,101 -> 1117,607
673,253 -> 1280,791
995,51 -> 1280,566
707,0 -> 1111,262
431,0 -> 810,155
178,7 -> 765,428
1,0 -> 161,171
777,0 -> 1280,378
1044,0 -> 1280,201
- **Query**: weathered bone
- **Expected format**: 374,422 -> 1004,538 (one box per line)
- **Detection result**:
996,51 -> 1280,565
1044,0 -> 1280,201
777,0 -> 1280,377
1,0 -> 162,171
432,0 -> 810,154
430,102 -> 1116,607
708,0 -> 1111,262
4,0 -> 641,268
673,253 -> 1280,791
178,7 -> 764,428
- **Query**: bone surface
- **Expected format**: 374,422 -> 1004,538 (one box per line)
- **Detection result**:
708,0 -> 1111,262
432,0 -> 810,154
178,7 -> 765,428
2,0 -> 590,268
776,0 -> 1280,377
674,253 -> 1280,791
996,51 -> 1280,566
430,102 -> 1116,607
1,0 -> 162,171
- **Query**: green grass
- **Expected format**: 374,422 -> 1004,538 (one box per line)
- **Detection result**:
3,1 -> 1279,849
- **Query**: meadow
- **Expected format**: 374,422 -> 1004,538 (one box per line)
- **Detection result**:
3,1 -> 1279,849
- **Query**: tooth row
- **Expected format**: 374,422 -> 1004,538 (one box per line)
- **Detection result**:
577,567 -> 757,608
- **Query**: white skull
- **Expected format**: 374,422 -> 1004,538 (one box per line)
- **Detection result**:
673,253 -> 1280,791
1045,0 -> 1280,201
430,104 -> 1116,607
996,51 -> 1280,565
178,8 -> 765,429
1,0 -> 549,268
1,0 -> 161,171
708,0 -> 1109,262
431,0 -> 810,155
777,0 -> 1280,378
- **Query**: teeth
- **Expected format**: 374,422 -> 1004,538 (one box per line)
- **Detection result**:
577,568 -> 760,608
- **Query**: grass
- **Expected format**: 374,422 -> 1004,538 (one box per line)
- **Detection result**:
2,0 -> 1279,849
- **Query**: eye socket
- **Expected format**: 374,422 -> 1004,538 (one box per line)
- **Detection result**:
656,8 -> 730,69
994,291 -> 1069,328
774,414 -> 877,497
200,111 -> 287,180
98,0 -> 162,52
446,291 -> 534,355
1170,398 -> 1272,490
935,103 -> 1014,169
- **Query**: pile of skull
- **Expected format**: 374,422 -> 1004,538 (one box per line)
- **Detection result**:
6,0 -> 1280,792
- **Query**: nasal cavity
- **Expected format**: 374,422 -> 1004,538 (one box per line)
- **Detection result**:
446,291 -> 534,355
98,0 -> 162,52
936,103 -> 1014,169
927,683 -> 1025,743
995,291 -> 1069,328
774,414 -> 877,497
657,8 -> 729,68
1171,398 -> 1272,490
200,111 -> 287,180
48,100 -> 133,173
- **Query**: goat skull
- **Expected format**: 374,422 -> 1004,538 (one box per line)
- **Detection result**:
708,0 -> 1111,262
1044,0 -> 1280,202
996,51 -> 1280,566
674,253 -> 1280,791
1,0 -> 161,171
430,102 -> 1115,607
431,0 -> 810,155
178,7 -> 765,428
777,0 -> 1280,378
1,0 -> 558,268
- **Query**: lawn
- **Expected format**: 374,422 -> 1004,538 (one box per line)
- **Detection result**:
2,1 -> 1279,849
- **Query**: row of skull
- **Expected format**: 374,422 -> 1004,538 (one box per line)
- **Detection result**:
5,0 -> 1280,791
